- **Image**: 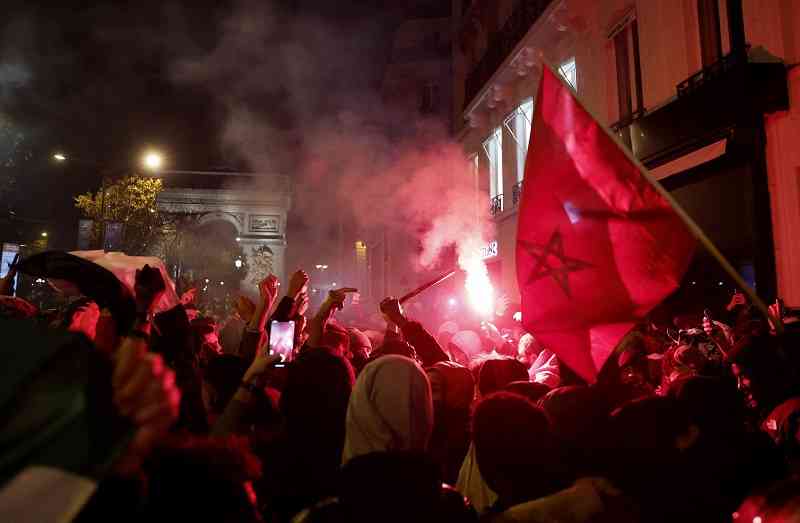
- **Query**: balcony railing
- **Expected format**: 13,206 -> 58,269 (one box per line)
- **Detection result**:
464,0 -> 554,109
489,194 -> 504,216
676,48 -> 748,98
512,181 -> 523,206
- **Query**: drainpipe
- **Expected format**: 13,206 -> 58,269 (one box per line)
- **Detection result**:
726,0 -> 747,59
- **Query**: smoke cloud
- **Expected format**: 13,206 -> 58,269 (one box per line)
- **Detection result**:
170,0 -> 493,284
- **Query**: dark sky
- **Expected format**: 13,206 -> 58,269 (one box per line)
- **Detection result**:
2,0 -> 398,169
0,0 -> 425,244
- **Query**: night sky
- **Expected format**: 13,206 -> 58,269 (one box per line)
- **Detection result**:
1,0 -> 437,246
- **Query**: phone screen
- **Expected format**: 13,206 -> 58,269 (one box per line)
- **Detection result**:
269,320 -> 295,360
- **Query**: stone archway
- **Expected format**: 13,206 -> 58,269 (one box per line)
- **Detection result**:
156,171 -> 291,296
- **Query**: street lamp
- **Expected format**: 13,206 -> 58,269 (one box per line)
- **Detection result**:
142,151 -> 164,171
51,148 -> 168,250
40,232 -> 48,238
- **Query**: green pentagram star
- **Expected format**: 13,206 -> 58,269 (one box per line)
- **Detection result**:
520,229 -> 593,298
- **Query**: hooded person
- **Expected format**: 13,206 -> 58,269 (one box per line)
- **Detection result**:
518,333 -> 560,388
426,361 -> 475,484
477,357 -> 529,397
342,355 -> 433,464
471,392 -> 567,513
258,348 -> 355,522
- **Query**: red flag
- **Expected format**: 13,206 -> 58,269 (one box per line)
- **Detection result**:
516,66 -> 695,383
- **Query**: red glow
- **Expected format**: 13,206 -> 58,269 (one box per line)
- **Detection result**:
459,236 -> 495,317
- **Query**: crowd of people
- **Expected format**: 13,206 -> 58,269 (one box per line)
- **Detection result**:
2,255 -> 800,523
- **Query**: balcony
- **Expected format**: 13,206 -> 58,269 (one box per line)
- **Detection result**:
464,0 -> 554,110
489,194 -> 504,217
611,51 -> 788,166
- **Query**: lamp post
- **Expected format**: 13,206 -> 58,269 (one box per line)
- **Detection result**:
53,149 -> 166,250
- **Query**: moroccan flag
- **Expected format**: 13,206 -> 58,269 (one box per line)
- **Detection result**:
516,66 -> 695,383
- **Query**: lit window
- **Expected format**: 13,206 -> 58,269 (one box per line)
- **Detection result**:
504,98 -> 533,183
482,127 -> 503,211
559,58 -> 577,90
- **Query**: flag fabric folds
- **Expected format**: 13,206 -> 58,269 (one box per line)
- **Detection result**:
516,66 -> 695,383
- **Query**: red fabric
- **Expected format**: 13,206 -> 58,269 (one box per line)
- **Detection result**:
516,67 -> 695,383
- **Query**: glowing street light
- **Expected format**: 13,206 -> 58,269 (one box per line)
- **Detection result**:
53,153 -> 67,162
41,232 -> 48,237
142,151 -> 164,171
234,259 -> 243,269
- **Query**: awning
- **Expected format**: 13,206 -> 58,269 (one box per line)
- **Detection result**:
649,138 -> 727,180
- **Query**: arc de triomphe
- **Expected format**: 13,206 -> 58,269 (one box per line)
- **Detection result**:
155,171 -> 291,294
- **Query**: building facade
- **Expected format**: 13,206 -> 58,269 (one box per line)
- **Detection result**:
454,0 -> 800,309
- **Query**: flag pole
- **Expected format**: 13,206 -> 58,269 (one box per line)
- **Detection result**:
538,60 -> 781,333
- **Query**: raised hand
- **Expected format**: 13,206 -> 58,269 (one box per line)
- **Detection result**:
481,320 -> 506,347
327,287 -> 358,311
287,270 -> 310,299
112,341 -> 180,462
768,299 -> 784,335
259,274 -> 280,304
134,264 -> 166,314
295,291 -> 310,316
235,295 -> 257,322
307,287 -> 357,348
380,297 -> 406,326
243,352 -> 283,385
726,291 -> 747,311
180,287 -> 197,305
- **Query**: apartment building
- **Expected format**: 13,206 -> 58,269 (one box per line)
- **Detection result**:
454,0 -> 799,309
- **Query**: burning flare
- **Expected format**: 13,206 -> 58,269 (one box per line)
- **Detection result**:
459,237 -> 495,317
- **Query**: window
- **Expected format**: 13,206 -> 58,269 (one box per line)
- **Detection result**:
558,58 -> 577,90
697,0 -> 723,67
482,127 -> 503,213
610,12 -> 643,126
504,98 -> 533,183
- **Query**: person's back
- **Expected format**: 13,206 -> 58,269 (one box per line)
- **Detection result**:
472,392 -> 567,513
260,349 -> 355,521
337,451 -> 477,523
142,435 -> 263,523
427,361 -> 475,484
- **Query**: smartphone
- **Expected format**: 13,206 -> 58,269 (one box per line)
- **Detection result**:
269,320 -> 295,360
